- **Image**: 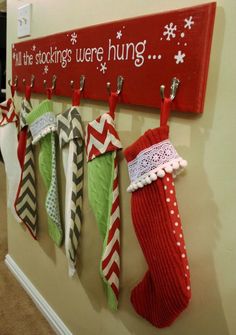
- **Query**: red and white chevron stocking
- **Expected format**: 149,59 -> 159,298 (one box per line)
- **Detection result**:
0,99 -> 21,223
85,93 -> 122,310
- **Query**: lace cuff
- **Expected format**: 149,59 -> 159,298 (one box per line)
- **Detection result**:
29,112 -> 57,144
127,139 -> 187,192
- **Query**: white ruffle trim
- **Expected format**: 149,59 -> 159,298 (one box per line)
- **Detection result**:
127,158 -> 187,192
32,124 -> 57,144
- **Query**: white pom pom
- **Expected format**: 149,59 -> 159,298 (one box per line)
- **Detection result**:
165,165 -> 173,173
172,161 -> 179,170
133,184 -> 139,190
127,185 -> 132,193
180,159 -> 188,167
137,182 -> 144,188
130,185 -> 136,192
142,179 -> 147,186
150,173 -> 157,181
145,176 -> 152,184
157,169 -> 165,178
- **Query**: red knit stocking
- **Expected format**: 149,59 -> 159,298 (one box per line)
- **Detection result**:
124,98 -> 191,328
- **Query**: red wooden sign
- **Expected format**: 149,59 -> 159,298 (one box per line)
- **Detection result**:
12,2 -> 216,113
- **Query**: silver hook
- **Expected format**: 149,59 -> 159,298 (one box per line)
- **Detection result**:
170,77 -> 180,100
80,75 -> 85,92
160,85 -> 165,100
106,75 -> 124,96
44,75 -> 57,90
23,74 -> 35,88
8,76 -> 18,88
70,75 -> 85,91
106,81 -> 111,96
116,75 -> 124,95
160,77 -> 180,101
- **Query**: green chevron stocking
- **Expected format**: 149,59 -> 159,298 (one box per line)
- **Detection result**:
26,100 -> 63,246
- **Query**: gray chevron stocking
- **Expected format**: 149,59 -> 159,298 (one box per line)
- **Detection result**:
57,106 -> 84,276
15,98 -> 38,238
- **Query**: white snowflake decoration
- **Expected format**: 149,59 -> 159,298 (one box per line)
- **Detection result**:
70,32 -> 78,45
100,62 -> 107,74
163,22 -> 177,40
43,65 -> 49,74
184,16 -> 194,29
174,50 -> 186,64
116,30 -> 122,39
32,45 -> 36,51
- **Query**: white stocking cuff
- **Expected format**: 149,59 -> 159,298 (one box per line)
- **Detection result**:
127,139 -> 187,192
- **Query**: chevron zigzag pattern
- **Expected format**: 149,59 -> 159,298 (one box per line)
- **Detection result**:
57,106 -> 84,276
57,108 -> 83,148
85,113 -> 122,161
0,99 -> 18,126
85,109 -> 122,307
15,99 -> 37,239
101,153 -> 120,301
67,141 -> 83,267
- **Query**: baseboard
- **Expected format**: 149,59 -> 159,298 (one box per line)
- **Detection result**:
5,254 -> 73,335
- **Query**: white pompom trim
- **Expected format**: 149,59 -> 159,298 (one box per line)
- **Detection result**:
127,158 -> 187,192
32,125 -> 57,144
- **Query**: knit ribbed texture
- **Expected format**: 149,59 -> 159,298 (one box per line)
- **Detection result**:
124,125 -> 191,328
26,100 -> 52,125
85,94 -> 122,310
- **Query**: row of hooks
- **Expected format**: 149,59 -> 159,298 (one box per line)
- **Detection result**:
8,75 -> 180,100
8,75 -> 124,96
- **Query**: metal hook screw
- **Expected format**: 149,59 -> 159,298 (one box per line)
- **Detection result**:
106,82 -> 111,96
116,75 -> 124,95
23,74 -> 35,88
80,75 -> 85,92
44,75 -> 57,90
170,77 -> 180,100
106,75 -> 124,96
8,76 -> 18,88
70,75 -> 85,91
160,77 -> 180,101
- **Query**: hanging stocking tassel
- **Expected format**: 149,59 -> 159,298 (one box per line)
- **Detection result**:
85,92 -> 122,310
26,100 -> 63,246
57,105 -> 84,276
124,98 -> 191,328
0,99 -> 21,222
14,98 -> 38,238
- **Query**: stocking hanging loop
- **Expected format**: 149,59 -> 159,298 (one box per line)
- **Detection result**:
106,75 -> 124,96
160,77 -> 180,127
70,75 -> 85,106
23,74 -> 35,101
43,75 -> 57,100
8,76 -> 18,98
106,76 -> 124,118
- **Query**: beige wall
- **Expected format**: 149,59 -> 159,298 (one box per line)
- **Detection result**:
5,0 -> 236,334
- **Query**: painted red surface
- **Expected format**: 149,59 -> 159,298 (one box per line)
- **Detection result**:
12,2 -> 216,113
